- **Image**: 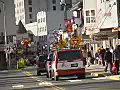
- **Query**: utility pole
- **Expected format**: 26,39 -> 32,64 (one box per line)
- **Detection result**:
0,0 -> 8,68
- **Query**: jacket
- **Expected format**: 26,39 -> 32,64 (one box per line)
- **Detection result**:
113,52 -> 120,60
104,51 -> 112,62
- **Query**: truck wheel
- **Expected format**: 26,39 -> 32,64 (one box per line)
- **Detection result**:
77,74 -> 85,79
46,71 -> 49,78
54,76 -> 59,81
37,70 -> 41,76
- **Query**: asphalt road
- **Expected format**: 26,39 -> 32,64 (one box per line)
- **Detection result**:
0,66 -> 120,90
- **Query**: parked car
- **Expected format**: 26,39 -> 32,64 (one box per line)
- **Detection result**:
36,55 -> 48,76
48,49 -> 85,81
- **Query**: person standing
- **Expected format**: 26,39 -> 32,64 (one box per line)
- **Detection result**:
99,48 -> 106,66
81,47 -> 87,66
104,48 -> 112,72
113,45 -> 120,74
87,51 -> 92,67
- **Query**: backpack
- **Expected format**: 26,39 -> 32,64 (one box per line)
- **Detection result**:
112,63 -> 117,75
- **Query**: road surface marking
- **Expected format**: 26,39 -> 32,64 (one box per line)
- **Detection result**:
67,79 -> 82,82
37,80 -> 41,81
54,87 -> 65,90
92,77 -> 107,80
22,71 -> 65,90
12,85 -> 24,88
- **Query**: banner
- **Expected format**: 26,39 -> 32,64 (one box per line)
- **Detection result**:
65,20 -> 73,32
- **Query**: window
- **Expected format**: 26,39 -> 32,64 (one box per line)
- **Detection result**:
39,28 -> 41,32
61,5 -> 64,11
86,17 -> 90,23
28,0 -> 32,5
29,14 -> 32,19
43,17 -> 45,22
58,51 -> 82,61
41,18 -> 42,23
52,0 -> 56,4
91,10 -> 95,16
29,7 -> 32,12
42,27 -> 44,31
53,6 -> 56,10
38,19 -> 40,23
86,10 -> 95,23
86,11 -> 90,16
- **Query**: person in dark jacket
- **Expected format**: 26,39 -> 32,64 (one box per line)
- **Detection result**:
104,48 -> 112,72
99,48 -> 106,66
113,45 -> 120,74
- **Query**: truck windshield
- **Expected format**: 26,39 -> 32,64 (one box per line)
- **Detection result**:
58,51 -> 82,61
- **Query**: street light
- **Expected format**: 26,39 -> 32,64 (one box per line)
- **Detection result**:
0,0 -> 8,67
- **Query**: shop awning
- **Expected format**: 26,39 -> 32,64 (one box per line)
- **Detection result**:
93,31 -> 116,41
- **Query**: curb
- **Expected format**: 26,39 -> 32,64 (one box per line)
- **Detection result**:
91,72 -> 112,77
106,75 -> 120,80
0,69 -> 22,73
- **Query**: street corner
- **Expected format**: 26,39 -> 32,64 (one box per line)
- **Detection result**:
106,75 -> 120,80
91,72 -> 111,77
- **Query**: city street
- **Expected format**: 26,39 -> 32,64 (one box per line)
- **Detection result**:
0,66 -> 120,90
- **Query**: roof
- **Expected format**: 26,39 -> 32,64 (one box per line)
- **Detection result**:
17,20 -> 27,34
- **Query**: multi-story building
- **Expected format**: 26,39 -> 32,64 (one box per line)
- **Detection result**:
33,0 -> 72,55
0,0 -> 17,69
83,0 -> 120,55
14,0 -> 39,25
15,0 -> 72,55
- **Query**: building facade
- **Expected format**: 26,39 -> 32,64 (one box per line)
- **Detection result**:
14,0 -> 39,25
83,0 -> 120,55
36,0 -> 72,55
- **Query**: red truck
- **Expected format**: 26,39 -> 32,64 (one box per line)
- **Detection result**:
46,49 -> 85,81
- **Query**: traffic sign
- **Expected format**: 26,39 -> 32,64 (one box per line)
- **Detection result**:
70,36 -> 81,48
58,40 -> 67,49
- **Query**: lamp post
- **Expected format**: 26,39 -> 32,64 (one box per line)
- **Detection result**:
0,0 -> 8,67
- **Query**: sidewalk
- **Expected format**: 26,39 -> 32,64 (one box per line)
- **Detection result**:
86,64 -> 112,76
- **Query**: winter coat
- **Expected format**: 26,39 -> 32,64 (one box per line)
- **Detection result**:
113,51 -> 120,61
104,51 -> 112,62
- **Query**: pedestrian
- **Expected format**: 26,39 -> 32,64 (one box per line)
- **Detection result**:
99,48 -> 106,66
95,51 -> 100,64
81,47 -> 87,66
87,51 -> 92,67
104,48 -> 112,73
35,55 -> 39,65
113,45 -> 120,74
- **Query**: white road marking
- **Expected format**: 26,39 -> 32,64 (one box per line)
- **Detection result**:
12,85 -> 24,88
39,82 -> 54,86
36,80 -> 41,81
92,77 -> 107,80
31,77 -> 37,79
67,79 -> 82,82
